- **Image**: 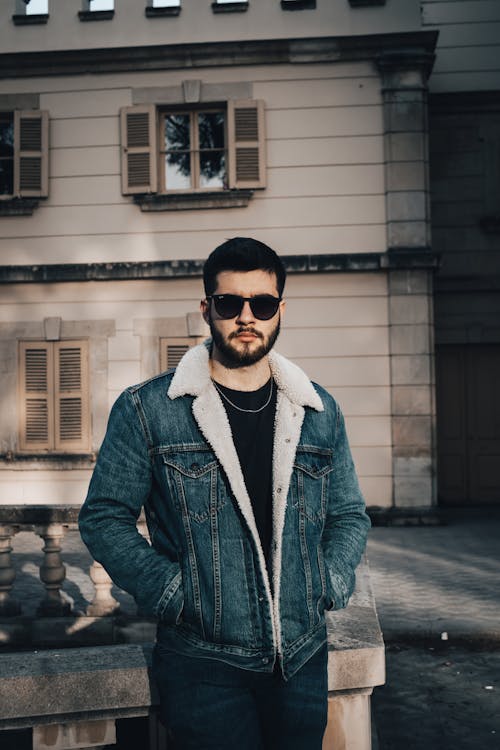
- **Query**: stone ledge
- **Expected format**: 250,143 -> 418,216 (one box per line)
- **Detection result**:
0,559 -> 384,729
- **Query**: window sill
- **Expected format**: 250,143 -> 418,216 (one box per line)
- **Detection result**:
212,2 -> 249,13
145,6 -> 181,17
135,190 -> 253,212
348,0 -> 386,6
12,13 -> 49,25
78,10 -> 115,22
0,453 -> 96,470
280,1 -> 316,10
0,199 -> 39,217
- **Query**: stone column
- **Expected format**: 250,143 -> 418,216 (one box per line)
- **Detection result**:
377,50 -> 437,510
0,524 -> 21,616
35,523 -> 72,616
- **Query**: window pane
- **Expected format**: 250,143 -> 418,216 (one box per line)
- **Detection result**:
198,112 -> 225,150
88,0 -> 114,10
25,0 -> 49,13
166,153 -> 191,189
165,114 -> 190,151
0,117 -> 14,195
0,118 -> 14,158
199,152 -> 226,189
152,0 -> 180,6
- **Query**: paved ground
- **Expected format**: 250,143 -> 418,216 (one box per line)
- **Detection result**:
367,510 -> 500,750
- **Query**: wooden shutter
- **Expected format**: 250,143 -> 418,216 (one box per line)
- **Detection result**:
54,341 -> 90,452
227,99 -> 266,189
14,110 -> 49,198
19,342 -> 53,451
120,105 -> 158,194
160,338 -> 193,373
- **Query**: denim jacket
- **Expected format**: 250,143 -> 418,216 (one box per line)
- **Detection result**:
79,341 -> 370,679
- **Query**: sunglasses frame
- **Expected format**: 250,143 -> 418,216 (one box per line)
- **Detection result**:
206,293 -> 282,321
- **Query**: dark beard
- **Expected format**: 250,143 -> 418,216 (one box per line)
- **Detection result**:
209,316 -> 281,369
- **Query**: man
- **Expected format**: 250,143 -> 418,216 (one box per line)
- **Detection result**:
79,237 -> 370,749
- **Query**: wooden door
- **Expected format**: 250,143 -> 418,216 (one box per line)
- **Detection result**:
436,344 -> 500,505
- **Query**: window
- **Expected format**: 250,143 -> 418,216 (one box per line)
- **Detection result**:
13,0 -> 49,23
85,0 -> 114,10
18,341 -> 90,453
79,0 -> 114,21
19,0 -> 49,13
0,110 -> 49,200
120,100 -> 266,200
146,0 -> 181,17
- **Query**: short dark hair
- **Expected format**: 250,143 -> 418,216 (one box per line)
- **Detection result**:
203,237 -> 286,297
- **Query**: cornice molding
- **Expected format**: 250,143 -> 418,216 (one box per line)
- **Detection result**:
0,30 -> 439,79
0,250 -> 440,284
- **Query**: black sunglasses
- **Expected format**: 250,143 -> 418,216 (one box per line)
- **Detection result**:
207,294 -> 282,321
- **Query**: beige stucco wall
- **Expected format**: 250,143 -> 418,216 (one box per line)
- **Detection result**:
0,0 -> 421,54
0,272 -> 392,507
0,60 -> 385,265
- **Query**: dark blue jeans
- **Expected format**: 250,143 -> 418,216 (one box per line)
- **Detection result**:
152,643 -> 328,750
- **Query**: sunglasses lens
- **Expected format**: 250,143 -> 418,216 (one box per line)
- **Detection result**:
250,296 -> 280,320
211,295 -> 280,320
213,295 -> 243,319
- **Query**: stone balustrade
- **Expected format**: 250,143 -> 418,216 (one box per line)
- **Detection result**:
0,505 -> 155,649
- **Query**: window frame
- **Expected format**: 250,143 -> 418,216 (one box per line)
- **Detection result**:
18,339 -> 91,454
159,105 -> 228,194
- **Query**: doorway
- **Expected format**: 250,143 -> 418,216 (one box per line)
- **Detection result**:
436,344 -> 500,506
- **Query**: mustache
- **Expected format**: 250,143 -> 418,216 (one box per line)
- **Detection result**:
229,328 -> 264,340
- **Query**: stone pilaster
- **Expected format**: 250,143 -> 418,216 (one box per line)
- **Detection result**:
377,49 -> 437,509
389,269 -> 436,508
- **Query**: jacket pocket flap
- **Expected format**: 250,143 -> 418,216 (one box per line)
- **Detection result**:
294,448 -> 333,478
161,450 -> 218,478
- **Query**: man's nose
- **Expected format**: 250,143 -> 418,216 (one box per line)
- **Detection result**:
236,300 -> 255,324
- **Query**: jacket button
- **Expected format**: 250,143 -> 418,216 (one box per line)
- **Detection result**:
285,438 -> 290,443
262,657 -> 269,664
190,463 -> 199,470
277,487 -> 282,494
258,595 -> 264,602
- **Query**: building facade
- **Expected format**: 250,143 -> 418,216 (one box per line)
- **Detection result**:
0,0 -> 498,512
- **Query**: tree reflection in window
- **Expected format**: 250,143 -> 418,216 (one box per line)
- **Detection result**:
163,110 -> 226,190
0,114 -> 14,196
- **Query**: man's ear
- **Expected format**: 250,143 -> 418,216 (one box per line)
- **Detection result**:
200,298 -> 210,325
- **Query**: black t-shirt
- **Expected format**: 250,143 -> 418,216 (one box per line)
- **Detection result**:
214,378 -> 277,568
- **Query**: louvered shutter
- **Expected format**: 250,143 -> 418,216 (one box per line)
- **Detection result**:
14,110 -> 49,198
54,341 -> 90,452
160,338 -> 193,373
227,99 -> 266,189
120,105 -> 158,194
19,342 -> 53,451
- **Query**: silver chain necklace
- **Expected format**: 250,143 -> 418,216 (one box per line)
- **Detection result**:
212,378 -> 274,414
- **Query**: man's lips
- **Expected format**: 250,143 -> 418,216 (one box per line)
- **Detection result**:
231,330 -> 262,342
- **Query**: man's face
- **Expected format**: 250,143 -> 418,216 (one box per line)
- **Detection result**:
201,269 -> 285,368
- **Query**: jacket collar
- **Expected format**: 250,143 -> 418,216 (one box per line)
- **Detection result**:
168,339 -> 324,412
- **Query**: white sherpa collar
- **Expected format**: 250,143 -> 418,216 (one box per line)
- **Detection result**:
168,339 -> 324,412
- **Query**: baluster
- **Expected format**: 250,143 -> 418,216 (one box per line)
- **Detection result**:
87,560 -> 120,616
35,523 -> 71,616
0,524 -> 21,616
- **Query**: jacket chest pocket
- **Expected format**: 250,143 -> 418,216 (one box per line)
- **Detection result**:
161,449 -> 226,524
291,448 -> 333,525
